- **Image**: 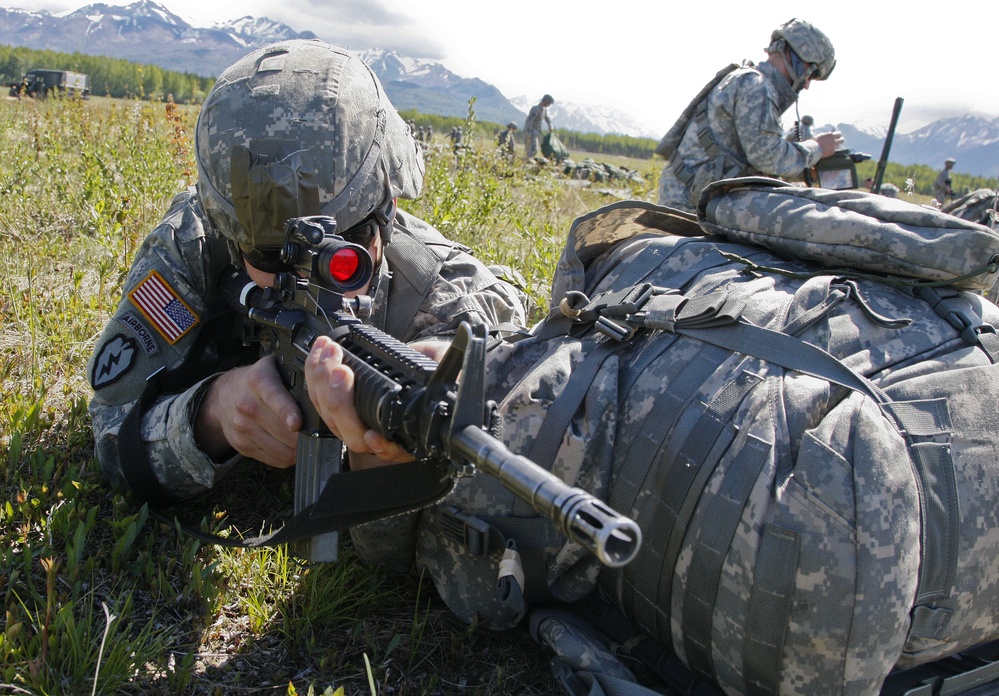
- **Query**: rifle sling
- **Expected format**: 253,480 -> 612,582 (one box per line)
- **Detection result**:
155,458 -> 454,550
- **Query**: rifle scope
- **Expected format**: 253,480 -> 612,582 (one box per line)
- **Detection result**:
279,216 -> 373,293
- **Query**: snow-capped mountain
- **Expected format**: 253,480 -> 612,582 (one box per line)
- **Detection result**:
837,114 -> 999,180
356,49 -> 523,126
0,1 -> 314,76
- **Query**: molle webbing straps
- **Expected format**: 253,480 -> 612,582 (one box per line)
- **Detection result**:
682,433 -> 772,680
743,525 -> 801,696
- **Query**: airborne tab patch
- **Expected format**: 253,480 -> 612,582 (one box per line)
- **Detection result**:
128,270 -> 199,344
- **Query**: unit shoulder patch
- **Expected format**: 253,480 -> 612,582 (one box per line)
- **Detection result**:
91,334 -> 137,388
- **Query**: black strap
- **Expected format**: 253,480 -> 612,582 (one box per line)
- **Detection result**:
743,524 -> 800,696
651,369 -> 763,646
609,343 -> 730,633
527,337 -> 626,468
682,435 -> 772,679
158,459 -> 453,549
885,400 -> 960,610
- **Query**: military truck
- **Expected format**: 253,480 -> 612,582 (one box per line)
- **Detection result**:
9,69 -> 90,99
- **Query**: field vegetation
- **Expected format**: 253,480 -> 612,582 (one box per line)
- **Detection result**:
0,92 -> 657,695
3,85 -> 995,695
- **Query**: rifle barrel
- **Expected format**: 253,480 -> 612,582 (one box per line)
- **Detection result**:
450,424 -> 642,568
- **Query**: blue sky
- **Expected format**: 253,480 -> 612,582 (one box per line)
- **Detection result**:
9,0 -> 999,137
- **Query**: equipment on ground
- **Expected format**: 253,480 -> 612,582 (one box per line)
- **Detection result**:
10,69 -> 90,98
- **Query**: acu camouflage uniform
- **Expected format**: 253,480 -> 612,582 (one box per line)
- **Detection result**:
657,60 -> 823,213
88,189 -> 526,497
87,39 -> 527,501
87,191 -> 526,500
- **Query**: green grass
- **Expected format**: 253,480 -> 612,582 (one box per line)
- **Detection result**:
0,93 -> 658,694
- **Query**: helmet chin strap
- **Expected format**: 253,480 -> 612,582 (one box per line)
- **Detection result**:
785,47 -> 814,93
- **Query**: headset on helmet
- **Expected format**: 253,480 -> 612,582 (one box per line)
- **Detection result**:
769,18 -> 836,91
194,39 -> 424,262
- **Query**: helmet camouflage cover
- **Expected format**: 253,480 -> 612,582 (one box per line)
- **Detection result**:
195,39 -> 424,255
770,18 -> 836,81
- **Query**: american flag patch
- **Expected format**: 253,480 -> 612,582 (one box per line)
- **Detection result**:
128,270 -> 199,344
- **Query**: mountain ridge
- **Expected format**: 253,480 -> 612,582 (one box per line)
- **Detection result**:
2,1 -> 998,176
0,1 -> 668,137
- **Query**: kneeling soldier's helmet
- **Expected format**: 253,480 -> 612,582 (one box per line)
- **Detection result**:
195,39 -> 424,268
769,18 -> 836,90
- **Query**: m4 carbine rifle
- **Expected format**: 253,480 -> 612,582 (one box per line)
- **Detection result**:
221,215 -> 642,569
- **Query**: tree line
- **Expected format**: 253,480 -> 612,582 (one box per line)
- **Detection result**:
0,44 -> 214,103
855,160 -> 996,199
553,130 -> 658,159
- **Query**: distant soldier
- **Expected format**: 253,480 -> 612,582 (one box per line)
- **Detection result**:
497,122 -> 517,158
934,157 -> 956,205
524,94 -> 554,159
449,126 -> 464,154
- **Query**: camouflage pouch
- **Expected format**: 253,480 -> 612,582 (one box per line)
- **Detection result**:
696,176 -> 999,291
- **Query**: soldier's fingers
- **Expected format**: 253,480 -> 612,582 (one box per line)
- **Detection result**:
306,336 -> 371,452
362,430 -> 414,464
243,431 -> 297,469
248,355 -> 302,433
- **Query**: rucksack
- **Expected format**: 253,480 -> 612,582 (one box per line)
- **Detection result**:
654,63 -> 741,161
543,132 -> 571,162
944,188 -> 997,229
411,177 -> 999,695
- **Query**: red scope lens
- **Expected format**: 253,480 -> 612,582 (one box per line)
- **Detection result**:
329,248 -> 362,284
316,239 -> 372,292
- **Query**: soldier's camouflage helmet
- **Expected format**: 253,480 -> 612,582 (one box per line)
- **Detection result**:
769,18 -> 836,82
194,39 -> 424,259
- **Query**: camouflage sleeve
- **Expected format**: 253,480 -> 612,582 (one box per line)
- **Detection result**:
87,189 -> 241,500
405,251 -> 528,341
732,73 -> 821,178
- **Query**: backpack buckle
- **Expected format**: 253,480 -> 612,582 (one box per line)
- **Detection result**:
576,283 -> 656,323
438,506 -> 492,558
